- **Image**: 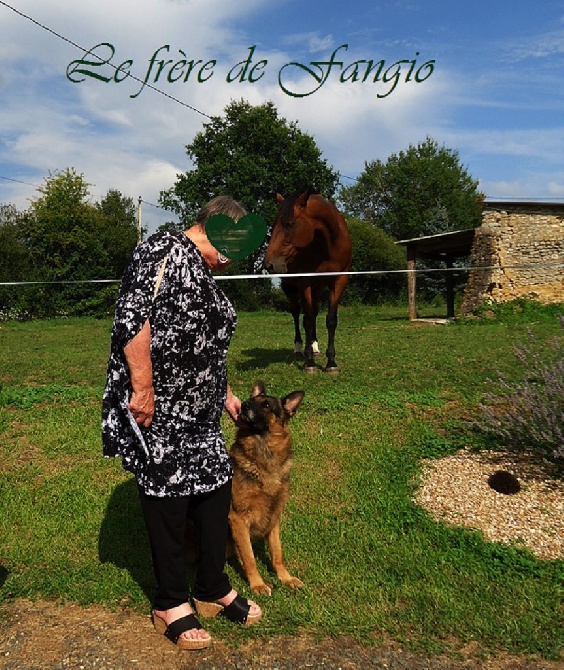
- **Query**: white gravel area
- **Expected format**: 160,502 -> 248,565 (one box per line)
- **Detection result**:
414,449 -> 564,561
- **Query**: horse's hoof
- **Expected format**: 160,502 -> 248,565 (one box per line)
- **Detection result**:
325,366 -> 340,374
304,365 -> 317,374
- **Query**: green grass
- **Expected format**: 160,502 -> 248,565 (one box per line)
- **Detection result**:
0,306 -> 563,659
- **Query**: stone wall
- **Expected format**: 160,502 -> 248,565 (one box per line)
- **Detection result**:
460,203 -> 564,315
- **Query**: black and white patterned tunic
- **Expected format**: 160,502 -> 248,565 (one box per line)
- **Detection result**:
102,230 -> 236,497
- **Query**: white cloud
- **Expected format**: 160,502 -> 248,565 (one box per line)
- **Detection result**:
272,54 -> 449,175
280,32 -> 335,53
443,128 -> 564,165
547,180 -> 564,197
479,176 -> 564,201
508,28 -> 564,60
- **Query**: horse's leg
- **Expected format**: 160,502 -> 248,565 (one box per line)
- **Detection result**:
301,286 -> 318,373
325,275 -> 349,373
310,290 -> 320,357
282,281 -> 302,355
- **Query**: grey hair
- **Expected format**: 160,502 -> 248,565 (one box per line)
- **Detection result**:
195,195 -> 247,227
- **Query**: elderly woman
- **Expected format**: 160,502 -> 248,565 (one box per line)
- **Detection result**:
102,196 -> 262,651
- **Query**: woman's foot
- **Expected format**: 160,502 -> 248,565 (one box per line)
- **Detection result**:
152,603 -> 211,649
217,589 -> 262,620
194,589 -> 262,625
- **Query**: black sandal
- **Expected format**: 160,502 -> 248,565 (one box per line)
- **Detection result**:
152,610 -> 212,650
193,594 -> 262,625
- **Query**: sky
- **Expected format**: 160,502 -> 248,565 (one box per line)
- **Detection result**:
0,0 -> 563,233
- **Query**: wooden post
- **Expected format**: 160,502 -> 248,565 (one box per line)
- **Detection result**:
137,196 -> 143,245
445,256 -> 455,318
407,246 -> 417,320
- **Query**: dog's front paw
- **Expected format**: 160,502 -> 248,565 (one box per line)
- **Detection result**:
283,576 -> 304,590
250,581 -> 272,596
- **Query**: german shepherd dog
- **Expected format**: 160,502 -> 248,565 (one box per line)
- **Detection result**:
228,381 -> 305,595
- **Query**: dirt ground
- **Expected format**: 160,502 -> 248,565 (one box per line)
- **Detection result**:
1,599 -> 563,670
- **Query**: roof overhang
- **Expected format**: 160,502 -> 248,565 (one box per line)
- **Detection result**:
396,228 -> 476,259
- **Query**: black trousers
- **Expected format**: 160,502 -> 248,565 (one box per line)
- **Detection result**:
138,480 -> 232,610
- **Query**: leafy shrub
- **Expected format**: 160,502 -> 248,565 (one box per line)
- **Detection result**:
66,284 -> 120,318
343,216 -> 406,305
474,316 -> 564,461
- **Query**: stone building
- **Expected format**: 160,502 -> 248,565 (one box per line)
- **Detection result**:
460,201 -> 564,315
397,201 -> 564,319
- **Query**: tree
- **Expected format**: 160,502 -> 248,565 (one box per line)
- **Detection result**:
159,99 -> 340,226
16,169 -> 112,316
339,137 -> 483,240
22,168 -> 109,281
0,204 -> 32,318
338,161 -> 388,227
159,100 -> 340,310
0,204 -> 29,282
0,171 -> 141,319
96,189 -> 139,278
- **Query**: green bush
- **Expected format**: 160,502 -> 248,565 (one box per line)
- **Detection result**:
344,216 -> 406,304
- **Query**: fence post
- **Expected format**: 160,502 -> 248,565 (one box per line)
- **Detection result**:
137,196 -> 143,245
407,247 -> 417,320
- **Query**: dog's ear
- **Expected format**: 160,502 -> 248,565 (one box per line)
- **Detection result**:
251,381 -> 266,398
283,391 -> 305,416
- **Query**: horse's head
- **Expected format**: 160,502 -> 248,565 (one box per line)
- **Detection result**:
263,191 -> 320,274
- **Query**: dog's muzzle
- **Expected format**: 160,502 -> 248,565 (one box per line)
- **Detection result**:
239,401 -> 269,433
239,401 -> 255,425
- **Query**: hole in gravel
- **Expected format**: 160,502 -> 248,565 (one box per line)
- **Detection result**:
488,470 -> 521,494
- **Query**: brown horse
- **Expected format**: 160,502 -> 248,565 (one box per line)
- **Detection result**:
263,191 -> 352,373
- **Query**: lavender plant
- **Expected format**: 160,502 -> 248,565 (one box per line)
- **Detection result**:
475,316 -> 564,462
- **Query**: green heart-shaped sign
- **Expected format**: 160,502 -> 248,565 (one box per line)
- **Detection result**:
206,213 -> 267,261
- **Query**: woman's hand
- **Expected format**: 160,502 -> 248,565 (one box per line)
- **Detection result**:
124,320 -> 154,427
225,384 -> 242,424
128,386 -> 155,427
